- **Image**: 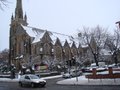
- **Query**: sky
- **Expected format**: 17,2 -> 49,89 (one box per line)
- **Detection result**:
0,0 -> 120,51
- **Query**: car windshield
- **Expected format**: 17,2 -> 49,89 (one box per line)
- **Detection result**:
29,75 -> 39,79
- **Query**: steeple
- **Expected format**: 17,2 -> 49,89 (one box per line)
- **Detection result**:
13,0 -> 28,26
15,0 -> 23,19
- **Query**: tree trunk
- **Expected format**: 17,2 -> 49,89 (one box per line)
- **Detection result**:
93,53 -> 99,66
113,52 -> 118,65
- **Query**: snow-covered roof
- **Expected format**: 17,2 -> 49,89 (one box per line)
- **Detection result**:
100,49 -> 111,55
22,25 -> 46,43
22,25 -> 76,46
49,32 -> 73,46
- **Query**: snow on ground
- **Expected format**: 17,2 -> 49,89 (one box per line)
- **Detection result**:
41,75 -> 62,80
57,75 -> 120,85
0,75 -> 62,82
0,78 -> 19,82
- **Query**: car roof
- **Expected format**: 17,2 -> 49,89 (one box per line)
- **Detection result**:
21,74 -> 37,77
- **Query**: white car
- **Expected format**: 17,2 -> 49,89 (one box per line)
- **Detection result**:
70,70 -> 82,77
19,74 -> 46,87
62,70 -> 82,78
62,73 -> 71,78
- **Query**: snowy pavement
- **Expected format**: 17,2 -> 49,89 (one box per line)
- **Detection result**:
57,75 -> 120,85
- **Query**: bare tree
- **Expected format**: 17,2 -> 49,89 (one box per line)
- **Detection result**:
78,25 -> 108,66
0,0 -> 8,10
0,48 -> 9,63
105,27 -> 120,65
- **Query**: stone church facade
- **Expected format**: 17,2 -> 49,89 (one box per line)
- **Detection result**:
9,0 -> 99,71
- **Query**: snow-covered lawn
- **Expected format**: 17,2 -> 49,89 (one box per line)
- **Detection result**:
0,75 -> 62,82
57,75 -> 120,85
0,78 -> 19,82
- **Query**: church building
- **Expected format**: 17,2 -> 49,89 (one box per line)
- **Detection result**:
9,0 -> 82,71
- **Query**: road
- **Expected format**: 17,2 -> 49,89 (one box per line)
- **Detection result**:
0,77 -> 120,90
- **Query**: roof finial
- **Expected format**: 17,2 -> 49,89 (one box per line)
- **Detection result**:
11,13 -> 14,21
24,12 -> 27,22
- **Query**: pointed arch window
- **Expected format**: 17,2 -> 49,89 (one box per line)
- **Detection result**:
40,47 -> 43,52
54,46 -> 62,60
44,43 -> 50,55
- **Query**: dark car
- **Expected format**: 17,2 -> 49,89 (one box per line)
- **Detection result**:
19,74 -> 46,87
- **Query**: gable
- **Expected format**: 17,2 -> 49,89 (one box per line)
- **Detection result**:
22,25 -> 74,46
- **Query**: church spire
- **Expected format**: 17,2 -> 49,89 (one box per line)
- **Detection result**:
13,0 -> 28,26
15,0 -> 23,19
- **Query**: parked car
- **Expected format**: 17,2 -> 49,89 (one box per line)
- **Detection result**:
62,70 -> 82,78
70,70 -> 82,77
19,74 -> 46,87
62,73 -> 71,78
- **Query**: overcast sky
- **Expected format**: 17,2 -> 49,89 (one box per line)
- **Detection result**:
0,0 -> 120,51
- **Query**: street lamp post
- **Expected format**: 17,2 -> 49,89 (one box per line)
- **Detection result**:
25,37 -> 34,74
68,59 -> 71,74
62,49 -> 66,73
72,55 -> 78,82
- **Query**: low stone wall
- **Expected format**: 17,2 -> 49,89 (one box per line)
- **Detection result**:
85,67 -> 120,79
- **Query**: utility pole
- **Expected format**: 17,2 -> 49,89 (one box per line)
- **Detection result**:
72,56 -> 78,82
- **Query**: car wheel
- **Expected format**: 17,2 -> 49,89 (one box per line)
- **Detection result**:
19,82 -> 23,87
31,83 -> 34,88
41,84 -> 45,87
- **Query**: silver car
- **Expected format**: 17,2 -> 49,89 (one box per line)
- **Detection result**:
62,73 -> 71,78
19,74 -> 46,87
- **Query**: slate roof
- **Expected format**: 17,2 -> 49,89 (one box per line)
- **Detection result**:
22,25 -> 75,46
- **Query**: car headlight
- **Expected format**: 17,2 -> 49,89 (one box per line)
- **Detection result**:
36,81 -> 40,83
43,80 -> 46,83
